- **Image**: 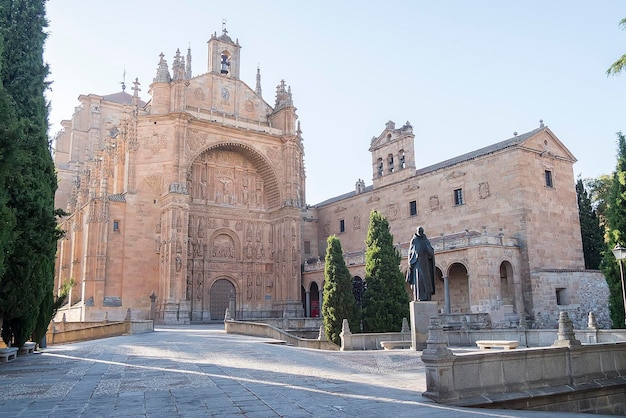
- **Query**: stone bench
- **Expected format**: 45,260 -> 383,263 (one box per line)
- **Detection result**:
0,347 -> 18,363
476,340 -> 519,350
19,342 -> 36,356
380,341 -> 412,350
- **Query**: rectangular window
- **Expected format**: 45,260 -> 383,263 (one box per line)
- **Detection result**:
304,241 -> 311,254
409,200 -> 417,216
545,170 -> 554,188
339,219 -> 345,233
113,220 -> 120,232
556,287 -> 568,305
454,188 -> 464,206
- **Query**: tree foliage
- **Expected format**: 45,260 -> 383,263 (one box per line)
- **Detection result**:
607,18 -> 626,77
600,132 -> 626,328
322,236 -> 358,345
584,175 -> 612,226
576,177 -> 605,269
0,32 -> 17,282
361,210 -> 409,332
0,0 -> 60,347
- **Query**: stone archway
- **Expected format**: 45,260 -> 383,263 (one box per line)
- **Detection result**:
499,261 -> 515,310
210,279 -> 235,320
447,263 -> 470,313
310,282 -> 320,317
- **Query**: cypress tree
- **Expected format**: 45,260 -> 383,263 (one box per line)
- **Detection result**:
601,132 -> 626,328
0,31 -> 17,283
0,0 -> 60,346
322,236 -> 358,345
362,210 -> 409,332
576,178 -> 605,270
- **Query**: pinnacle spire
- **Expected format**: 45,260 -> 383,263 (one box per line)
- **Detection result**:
153,52 -> 171,83
186,46 -> 192,79
255,64 -> 262,97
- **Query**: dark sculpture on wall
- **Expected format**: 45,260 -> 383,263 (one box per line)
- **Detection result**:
406,226 -> 435,301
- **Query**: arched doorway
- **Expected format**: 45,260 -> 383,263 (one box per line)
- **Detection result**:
210,279 -> 235,320
499,261 -> 515,309
310,282 -> 320,317
448,263 -> 470,313
352,276 -> 365,309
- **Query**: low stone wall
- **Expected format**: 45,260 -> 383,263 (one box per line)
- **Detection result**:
446,328 -> 626,348
253,317 -> 323,331
46,320 -> 154,345
423,343 -> 626,414
422,313 -> 626,415
340,317 -> 412,351
341,331 -> 411,351
224,320 -> 338,350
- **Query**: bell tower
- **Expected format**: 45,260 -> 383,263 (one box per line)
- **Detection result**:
207,20 -> 241,79
369,121 -> 416,188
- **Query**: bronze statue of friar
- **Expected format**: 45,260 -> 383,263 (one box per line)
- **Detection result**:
406,226 -> 435,301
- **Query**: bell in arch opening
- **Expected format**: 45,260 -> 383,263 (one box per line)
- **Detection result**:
220,53 -> 230,74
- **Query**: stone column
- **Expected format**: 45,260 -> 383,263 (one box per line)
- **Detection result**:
443,276 -> 450,314
305,290 -> 311,317
318,289 -> 323,313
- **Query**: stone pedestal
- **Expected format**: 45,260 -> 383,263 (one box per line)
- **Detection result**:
410,301 -> 438,350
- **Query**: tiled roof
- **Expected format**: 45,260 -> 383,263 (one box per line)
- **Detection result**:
415,127 -> 543,176
102,91 -> 146,107
314,185 -> 373,207
312,127 -> 544,207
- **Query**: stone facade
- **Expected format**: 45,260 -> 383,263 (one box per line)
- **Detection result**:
303,121 -> 610,329
55,29 -> 304,323
53,27 -> 609,328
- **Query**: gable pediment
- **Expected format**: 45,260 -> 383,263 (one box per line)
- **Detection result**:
369,120 -> 414,151
520,128 -> 577,163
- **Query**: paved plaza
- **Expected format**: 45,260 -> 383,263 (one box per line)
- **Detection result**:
0,324 -> 615,417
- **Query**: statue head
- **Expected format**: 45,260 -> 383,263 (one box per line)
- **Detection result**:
416,226 -> 424,236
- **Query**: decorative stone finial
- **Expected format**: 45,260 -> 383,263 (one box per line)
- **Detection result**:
318,324 -> 327,341
131,78 -> 141,97
401,317 -> 410,333
552,311 -> 581,347
340,318 -> 351,336
421,316 -> 454,361
587,311 -> 597,329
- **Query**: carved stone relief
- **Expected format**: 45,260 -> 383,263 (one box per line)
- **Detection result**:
479,182 -> 490,199
212,234 -> 235,259
385,203 -> 399,221
430,195 -> 440,211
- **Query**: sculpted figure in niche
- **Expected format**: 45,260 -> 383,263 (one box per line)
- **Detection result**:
406,226 -> 436,301
175,255 -> 182,272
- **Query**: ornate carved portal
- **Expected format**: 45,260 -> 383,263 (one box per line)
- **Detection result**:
186,145 -> 279,319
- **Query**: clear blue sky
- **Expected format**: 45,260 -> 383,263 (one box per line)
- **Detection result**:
44,1 -> 626,205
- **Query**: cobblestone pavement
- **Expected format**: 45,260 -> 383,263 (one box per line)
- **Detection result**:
0,324 -> 614,417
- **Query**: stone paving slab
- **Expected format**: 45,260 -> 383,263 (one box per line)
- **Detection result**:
0,324 -> 616,417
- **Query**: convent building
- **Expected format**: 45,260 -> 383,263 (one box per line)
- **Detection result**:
53,27 -> 610,329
